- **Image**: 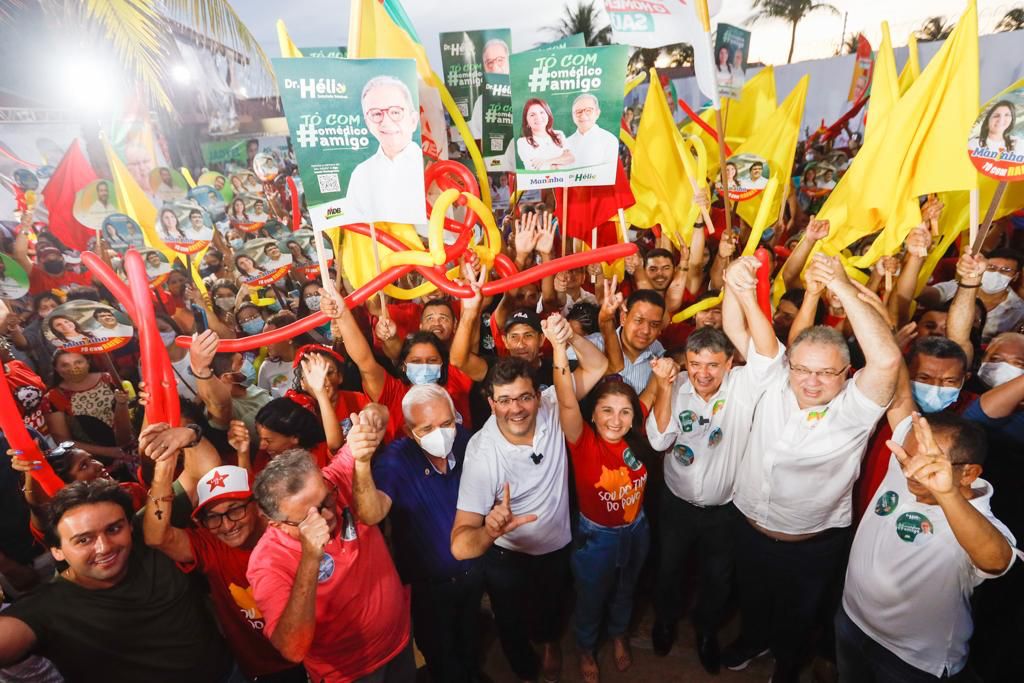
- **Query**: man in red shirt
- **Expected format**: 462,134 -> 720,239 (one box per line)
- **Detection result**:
27,246 -> 93,296
247,404 -> 413,683
140,424 -> 306,682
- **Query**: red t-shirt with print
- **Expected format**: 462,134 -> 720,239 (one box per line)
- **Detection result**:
568,423 -> 649,527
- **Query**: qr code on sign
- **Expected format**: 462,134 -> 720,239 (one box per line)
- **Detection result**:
316,173 -> 341,193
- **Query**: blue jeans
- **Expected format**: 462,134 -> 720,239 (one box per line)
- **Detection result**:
571,511 -> 651,652
835,606 -> 949,682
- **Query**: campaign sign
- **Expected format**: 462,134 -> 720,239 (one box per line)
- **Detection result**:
273,57 -> 427,228
283,228 -> 334,280
44,300 -> 134,354
440,29 -> 512,138
140,248 -> 172,286
604,0 -> 691,48
713,24 -> 750,100
156,202 -> 214,255
226,193 -> 270,233
967,86 -> 1024,182
73,179 -> 120,230
0,253 -> 28,299
721,154 -> 770,201
482,73 -> 514,171
149,167 -> 189,204
234,238 -> 293,287
510,45 -> 629,188
100,213 -> 145,252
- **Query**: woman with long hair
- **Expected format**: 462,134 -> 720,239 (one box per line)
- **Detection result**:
516,98 -> 575,170
234,254 -> 262,282
158,207 -> 187,242
46,315 -> 96,348
228,197 -> 249,223
972,100 -> 1018,151
546,317 -> 652,682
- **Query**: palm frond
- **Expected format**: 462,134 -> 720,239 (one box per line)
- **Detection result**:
996,8 -> 1024,32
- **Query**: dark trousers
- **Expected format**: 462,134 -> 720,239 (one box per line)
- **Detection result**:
482,542 -> 570,681
653,485 -> 737,634
734,516 -> 850,682
410,565 -> 485,683
835,606 -> 950,682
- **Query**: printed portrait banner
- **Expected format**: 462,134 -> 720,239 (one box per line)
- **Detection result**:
149,167 -> 190,204
100,213 -> 146,253
73,179 -> 120,230
273,57 -> 427,229
848,34 -> 874,103
482,73 -> 514,171
234,237 -> 293,287
0,254 -> 29,299
285,228 -> 335,280
721,153 -> 770,201
604,0 -> 692,49
967,85 -> 1024,182
140,248 -> 172,286
713,23 -> 750,100
44,300 -> 134,355
511,45 -> 629,189
155,202 -> 214,256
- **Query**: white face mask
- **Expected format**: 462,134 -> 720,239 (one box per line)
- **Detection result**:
980,271 -> 1013,294
417,426 -> 456,458
978,361 -> 1024,387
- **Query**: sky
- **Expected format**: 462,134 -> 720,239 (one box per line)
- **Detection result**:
235,0 -> 1020,70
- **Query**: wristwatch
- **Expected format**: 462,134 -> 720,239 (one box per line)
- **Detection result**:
188,366 -> 214,380
185,423 -> 203,448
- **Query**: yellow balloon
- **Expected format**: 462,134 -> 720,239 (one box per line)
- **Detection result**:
382,265 -> 461,300
674,292 -> 724,322
427,188 -> 460,265
381,249 -> 435,269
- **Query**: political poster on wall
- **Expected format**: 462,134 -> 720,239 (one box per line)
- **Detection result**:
510,45 -> 629,189
967,86 -> 1024,181
273,57 -> 427,228
713,23 -> 750,100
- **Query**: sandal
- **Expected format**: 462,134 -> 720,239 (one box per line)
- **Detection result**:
579,652 -> 600,683
612,637 -> 632,672
542,642 -> 562,682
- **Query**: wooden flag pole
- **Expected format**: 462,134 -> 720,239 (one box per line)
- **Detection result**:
590,226 -> 598,283
714,108 -> 733,234
968,188 -> 980,251
560,186 -> 569,256
312,229 -> 333,291
971,181 -> 1008,254
368,222 -> 389,318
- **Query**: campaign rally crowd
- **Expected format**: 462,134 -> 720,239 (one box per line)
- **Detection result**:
0,116 -> 1023,683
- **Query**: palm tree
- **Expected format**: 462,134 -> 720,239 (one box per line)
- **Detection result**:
545,0 -> 612,47
749,0 -> 840,64
6,0 -> 271,113
916,16 -> 955,42
626,43 -> 695,78
836,32 -> 862,56
996,7 -> 1024,32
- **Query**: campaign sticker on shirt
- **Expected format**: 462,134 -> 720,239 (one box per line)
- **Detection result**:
678,409 -> 696,433
672,443 -> 694,467
874,491 -> 899,516
44,300 -> 134,355
708,427 -> 723,447
317,553 -> 335,583
895,511 -> 935,544
806,408 -> 829,424
623,447 -> 643,471
712,399 -> 726,416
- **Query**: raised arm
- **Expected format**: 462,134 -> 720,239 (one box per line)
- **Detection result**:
301,354 -> 344,451
648,357 -> 680,438
374,317 -> 403,363
189,330 -> 233,427
686,217 -> 708,295
947,251 -> 985,366
890,224 -> 933,326
543,314 -> 583,443
318,283 -> 386,400
723,256 -> 780,358
140,424 -> 194,564
534,212 -> 559,312
349,406 -> 392,525
568,317 -> 610,398
808,254 -> 901,406
598,276 -> 625,375
709,229 -> 738,291
782,217 -> 829,290
451,482 -> 537,560
448,264 -> 490,382
978,372 -> 1024,420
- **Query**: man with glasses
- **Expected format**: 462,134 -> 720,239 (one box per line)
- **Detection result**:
346,74 -> 426,225
723,253 -> 902,683
469,38 -> 510,140
141,424 -> 306,682
452,327 -> 608,683
564,93 -> 619,182
247,404 -> 414,682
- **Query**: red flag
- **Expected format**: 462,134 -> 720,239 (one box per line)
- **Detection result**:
40,139 -> 97,251
554,159 -> 635,247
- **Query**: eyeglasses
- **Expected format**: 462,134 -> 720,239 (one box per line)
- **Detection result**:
275,485 -> 338,527
493,393 -> 538,408
46,441 -> 77,460
789,364 -> 850,379
985,265 -> 1017,275
484,55 -> 508,70
365,106 -> 406,123
573,107 -> 597,116
201,499 -> 252,530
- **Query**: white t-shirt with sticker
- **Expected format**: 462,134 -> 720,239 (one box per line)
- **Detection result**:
456,386 -> 571,555
647,339 -> 784,507
257,357 -> 293,398
842,416 -> 1017,677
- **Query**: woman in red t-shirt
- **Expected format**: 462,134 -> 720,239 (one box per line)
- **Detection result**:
548,320 -> 654,682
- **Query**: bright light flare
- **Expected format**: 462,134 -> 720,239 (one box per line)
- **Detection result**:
171,64 -> 191,85
55,55 -> 119,113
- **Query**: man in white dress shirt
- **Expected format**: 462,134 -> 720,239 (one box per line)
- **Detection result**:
722,253 -> 902,683
346,75 -> 426,225
647,257 -> 785,672
564,94 -> 619,182
839,412 -> 1015,682
468,38 -> 510,140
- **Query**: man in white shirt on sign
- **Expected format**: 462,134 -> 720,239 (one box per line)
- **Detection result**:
722,252 -> 902,683
839,412 -> 1016,682
451,323 -> 608,683
468,38 -> 510,140
564,94 -> 619,182
646,257 -> 784,673
346,75 -> 426,225
746,161 -> 768,190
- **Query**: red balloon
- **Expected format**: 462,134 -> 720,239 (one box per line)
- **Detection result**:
125,250 -> 179,426
754,247 -> 773,321
0,362 -> 63,495
287,176 -> 302,231
423,160 -> 480,234
83,251 -> 138,323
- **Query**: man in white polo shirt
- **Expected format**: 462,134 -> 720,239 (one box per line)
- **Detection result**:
723,253 -> 902,683
646,257 -> 785,673
452,318 -> 608,683
839,412 -> 1016,682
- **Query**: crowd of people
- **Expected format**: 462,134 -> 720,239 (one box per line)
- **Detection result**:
0,117 -> 1022,683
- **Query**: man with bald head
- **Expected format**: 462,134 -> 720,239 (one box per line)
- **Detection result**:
565,93 -> 619,181
346,74 -> 426,224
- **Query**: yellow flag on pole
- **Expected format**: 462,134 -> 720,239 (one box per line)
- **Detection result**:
276,19 -> 303,58
816,1 -> 980,268
864,23 -> 899,142
735,75 -> 809,230
897,34 -> 921,95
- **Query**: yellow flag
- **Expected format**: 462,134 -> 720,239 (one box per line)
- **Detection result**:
897,35 -> 920,95
102,139 -> 180,264
864,23 -> 899,142
625,69 -> 698,247
276,19 -> 303,58
340,223 -> 425,292
816,1 -> 979,268
735,75 -> 809,230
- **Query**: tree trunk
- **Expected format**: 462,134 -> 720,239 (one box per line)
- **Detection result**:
787,20 -> 798,63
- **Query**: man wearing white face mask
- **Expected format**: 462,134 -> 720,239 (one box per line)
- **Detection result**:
964,332 -> 1024,447
351,383 -> 483,683
923,249 -> 1024,342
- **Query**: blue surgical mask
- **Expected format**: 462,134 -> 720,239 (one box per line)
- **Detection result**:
229,239 -> 245,250
405,363 -> 441,385
235,358 -> 256,387
240,318 -> 265,335
911,381 -> 961,413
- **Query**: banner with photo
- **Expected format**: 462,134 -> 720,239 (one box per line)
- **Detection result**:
482,73 -> 514,171
510,45 -> 629,188
440,29 -> 512,145
967,85 -> 1024,181
604,0 -> 691,48
273,57 -> 427,228
713,23 -> 750,100
44,300 -> 134,355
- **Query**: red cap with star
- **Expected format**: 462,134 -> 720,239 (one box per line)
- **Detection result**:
193,465 -> 252,519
